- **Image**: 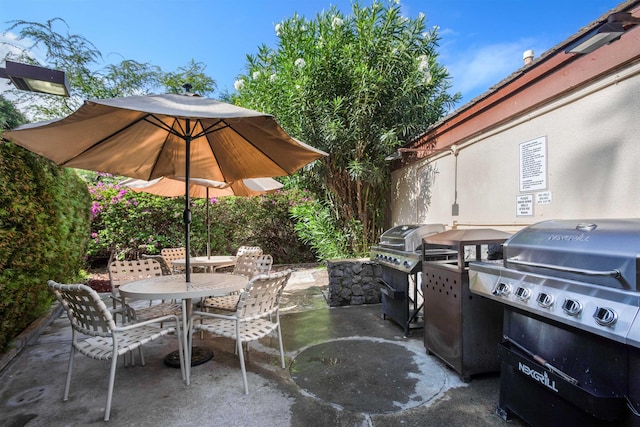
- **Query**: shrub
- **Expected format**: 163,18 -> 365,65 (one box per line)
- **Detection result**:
87,181 -> 318,265
290,199 -> 352,260
0,141 -> 91,351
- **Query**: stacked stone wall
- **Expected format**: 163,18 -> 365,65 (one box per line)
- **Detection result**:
327,259 -> 382,306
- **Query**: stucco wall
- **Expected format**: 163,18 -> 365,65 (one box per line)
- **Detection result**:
391,63 -> 640,232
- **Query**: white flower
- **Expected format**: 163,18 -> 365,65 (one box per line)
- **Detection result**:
275,23 -> 282,36
233,79 -> 245,91
269,73 -> 277,82
295,58 -> 306,68
417,55 -> 431,84
418,12 -> 425,20
331,16 -> 343,30
252,71 -> 260,79
301,25 -> 307,31
422,70 -> 432,84
417,55 -> 429,72
394,0 -> 400,4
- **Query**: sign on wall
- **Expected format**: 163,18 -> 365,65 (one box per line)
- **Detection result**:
536,191 -> 552,204
519,136 -> 547,192
516,194 -> 534,216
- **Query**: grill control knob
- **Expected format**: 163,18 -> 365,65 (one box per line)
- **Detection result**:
515,287 -> 531,302
536,292 -> 554,308
562,298 -> 583,316
493,282 -> 511,297
593,307 -> 618,327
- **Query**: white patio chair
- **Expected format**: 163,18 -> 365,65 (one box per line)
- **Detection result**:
108,259 -> 181,322
201,253 -> 273,312
48,281 -> 184,422
191,270 -> 291,394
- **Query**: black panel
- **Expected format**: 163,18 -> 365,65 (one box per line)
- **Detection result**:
499,307 -> 635,426
380,265 -> 422,336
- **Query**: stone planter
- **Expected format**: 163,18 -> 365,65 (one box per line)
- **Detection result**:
327,258 -> 382,306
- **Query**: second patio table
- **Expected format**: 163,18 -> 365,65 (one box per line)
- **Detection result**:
171,255 -> 237,273
119,273 -> 247,384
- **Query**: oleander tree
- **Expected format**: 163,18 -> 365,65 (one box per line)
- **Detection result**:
231,0 -> 460,256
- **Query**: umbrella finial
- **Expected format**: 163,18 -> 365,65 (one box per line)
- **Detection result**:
182,83 -> 193,93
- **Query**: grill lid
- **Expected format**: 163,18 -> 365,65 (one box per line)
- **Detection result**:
503,219 -> 640,290
377,223 -> 445,252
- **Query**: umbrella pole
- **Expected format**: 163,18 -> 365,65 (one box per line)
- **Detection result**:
206,187 -> 211,258
184,121 -> 192,283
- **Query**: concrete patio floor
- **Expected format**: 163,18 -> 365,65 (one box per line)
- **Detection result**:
0,268 -> 525,426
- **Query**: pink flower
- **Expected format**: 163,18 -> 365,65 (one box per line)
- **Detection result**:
90,202 -> 102,217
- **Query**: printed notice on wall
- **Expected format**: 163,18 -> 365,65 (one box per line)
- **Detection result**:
536,191 -> 552,204
519,136 -> 547,192
516,194 -> 533,216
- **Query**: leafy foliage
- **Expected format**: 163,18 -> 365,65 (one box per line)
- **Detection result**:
231,1 -> 460,256
86,177 -> 318,265
290,199 -> 350,260
0,138 -> 91,352
2,18 -> 217,119
0,96 -> 26,130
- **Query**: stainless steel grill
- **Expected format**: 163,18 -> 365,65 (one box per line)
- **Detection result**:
371,224 -> 445,274
469,218 -> 640,426
371,224 -> 445,335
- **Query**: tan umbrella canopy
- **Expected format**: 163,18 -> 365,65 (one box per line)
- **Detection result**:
120,176 -> 283,198
120,176 -> 284,257
5,93 -> 327,281
4,94 -> 325,182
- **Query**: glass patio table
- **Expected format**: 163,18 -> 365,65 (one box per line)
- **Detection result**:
119,273 -> 247,385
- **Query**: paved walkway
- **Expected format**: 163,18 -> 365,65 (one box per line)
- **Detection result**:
0,268 -> 524,426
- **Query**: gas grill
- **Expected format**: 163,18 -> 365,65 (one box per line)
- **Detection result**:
371,224 -> 445,274
469,219 -> 640,426
371,224 -> 445,335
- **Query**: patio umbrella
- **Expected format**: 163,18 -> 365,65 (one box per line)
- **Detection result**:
120,176 -> 283,257
4,93 -> 327,282
120,176 -> 283,198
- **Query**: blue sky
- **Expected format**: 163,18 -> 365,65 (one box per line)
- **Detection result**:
0,0 -> 624,108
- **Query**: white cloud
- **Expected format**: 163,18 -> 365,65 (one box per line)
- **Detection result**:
1,31 -> 49,63
443,38 -> 539,103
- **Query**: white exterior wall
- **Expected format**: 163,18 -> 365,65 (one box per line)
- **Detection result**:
391,63 -> 640,232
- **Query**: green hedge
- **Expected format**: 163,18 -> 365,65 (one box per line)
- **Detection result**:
88,180 -> 318,265
0,141 -> 91,352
